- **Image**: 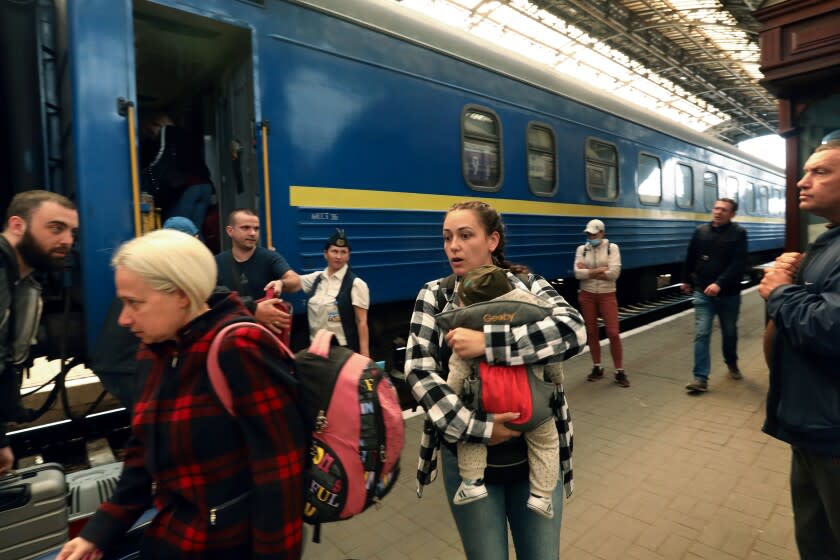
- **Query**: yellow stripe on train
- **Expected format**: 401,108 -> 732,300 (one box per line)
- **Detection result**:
288,186 -> 784,224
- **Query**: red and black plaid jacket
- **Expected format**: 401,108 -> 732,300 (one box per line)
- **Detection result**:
81,291 -> 307,559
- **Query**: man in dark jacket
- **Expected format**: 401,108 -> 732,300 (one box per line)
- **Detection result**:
0,190 -> 78,474
141,111 -> 213,229
759,140 -> 840,558
681,197 -> 747,392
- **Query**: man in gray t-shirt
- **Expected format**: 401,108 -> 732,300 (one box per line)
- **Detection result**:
215,208 -> 300,337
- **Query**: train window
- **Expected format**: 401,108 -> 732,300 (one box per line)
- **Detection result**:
741,182 -> 755,214
637,154 -> 662,205
526,123 -> 557,196
675,163 -> 694,208
726,176 -> 739,204
585,138 -> 618,201
462,107 -> 502,191
770,188 -> 785,216
703,171 -> 718,211
757,185 -> 769,214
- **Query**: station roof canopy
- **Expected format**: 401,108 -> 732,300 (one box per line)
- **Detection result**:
397,0 -> 777,144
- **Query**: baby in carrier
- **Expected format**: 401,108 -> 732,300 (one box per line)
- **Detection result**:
439,264 -> 563,519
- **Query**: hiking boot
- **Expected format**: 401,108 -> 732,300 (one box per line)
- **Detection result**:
587,366 -> 605,382
453,479 -> 488,505
526,494 -> 554,519
727,363 -> 743,380
614,371 -> 630,388
685,378 -> 708,392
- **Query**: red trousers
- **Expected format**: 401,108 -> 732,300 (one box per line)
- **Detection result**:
578,290 -> 623,369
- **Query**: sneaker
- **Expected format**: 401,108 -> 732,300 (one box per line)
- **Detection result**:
587,366 -> 605,382
685,378 -> 708,392
526,494 -> 554,519
614,371 -> 630,388
453,479 -> 488,505
727,363 -> 743,380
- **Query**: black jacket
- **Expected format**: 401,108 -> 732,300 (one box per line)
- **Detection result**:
682,222 -> 748,296
763,226 -> 840,454
0,236 -> 43,447
140,125 -> 212,211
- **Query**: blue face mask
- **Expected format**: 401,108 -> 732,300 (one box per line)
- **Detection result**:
588,238 -> 602,247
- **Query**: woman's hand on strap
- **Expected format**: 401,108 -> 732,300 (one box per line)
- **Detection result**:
488,412 -> 522,446
445,327 -> 486,359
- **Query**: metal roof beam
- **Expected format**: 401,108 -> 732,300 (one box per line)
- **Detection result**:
533,0 -> 776,141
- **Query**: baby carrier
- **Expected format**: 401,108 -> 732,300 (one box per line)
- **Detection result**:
435,283 -> 562,432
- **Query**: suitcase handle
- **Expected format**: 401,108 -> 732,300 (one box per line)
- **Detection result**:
0,485 -> 31,511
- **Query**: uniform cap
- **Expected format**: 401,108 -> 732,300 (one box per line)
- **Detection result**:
162,216 -> 199,236
325,228 -> 351,250
459,264 -> 510,307
584,219 -> 605,234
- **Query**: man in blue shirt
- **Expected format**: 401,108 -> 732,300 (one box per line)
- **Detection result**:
215,209 -> 300,337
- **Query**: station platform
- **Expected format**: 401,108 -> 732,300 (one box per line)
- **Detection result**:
304,287 -> 799,560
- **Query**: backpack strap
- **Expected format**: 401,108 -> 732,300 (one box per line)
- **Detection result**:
207,320 -> 295,416
514,272 -> 533,288
309,328 -> 336,358
310,273 -> 323,296
436,274 -> 456,311
582,244 -> 611,258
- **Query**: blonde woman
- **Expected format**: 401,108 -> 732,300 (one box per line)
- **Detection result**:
58,229 -> 307,560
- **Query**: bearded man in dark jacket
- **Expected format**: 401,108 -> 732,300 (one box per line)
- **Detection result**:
760,140 -> 840,558
0,190 -> 78,474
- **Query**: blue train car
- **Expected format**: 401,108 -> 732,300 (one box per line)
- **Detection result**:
1,0 -> 784,361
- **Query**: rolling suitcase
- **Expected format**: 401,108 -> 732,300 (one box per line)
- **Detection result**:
0,463 -> 68,560
66,462 -> 123,538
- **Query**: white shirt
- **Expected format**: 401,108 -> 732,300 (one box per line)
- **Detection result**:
300,264 -> 370,345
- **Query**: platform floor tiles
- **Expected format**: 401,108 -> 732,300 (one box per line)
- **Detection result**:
303,288 -> 799,560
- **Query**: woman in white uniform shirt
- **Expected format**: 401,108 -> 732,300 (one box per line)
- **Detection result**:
299,229 -> 370,356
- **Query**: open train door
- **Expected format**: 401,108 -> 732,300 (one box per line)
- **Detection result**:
215,58 -> 261,251
66,0 -> 261,350
132,1 -> 260,253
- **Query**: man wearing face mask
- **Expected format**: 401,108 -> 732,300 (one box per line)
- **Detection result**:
0,190 -> 79,474
574,219 -> 628,387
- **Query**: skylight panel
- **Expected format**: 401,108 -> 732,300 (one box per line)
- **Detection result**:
399,0 -> 736,133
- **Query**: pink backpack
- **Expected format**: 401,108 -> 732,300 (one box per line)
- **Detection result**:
207,323 -> 405,539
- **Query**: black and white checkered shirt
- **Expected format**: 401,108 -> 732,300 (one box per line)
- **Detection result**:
403,271 -> 586,498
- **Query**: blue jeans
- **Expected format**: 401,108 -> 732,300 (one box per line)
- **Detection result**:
165,183 -> 212,231
692,291 -> 741,380
441,446 -> 563,560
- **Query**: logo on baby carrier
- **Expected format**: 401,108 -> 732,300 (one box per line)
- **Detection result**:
483,312 -> 515,323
